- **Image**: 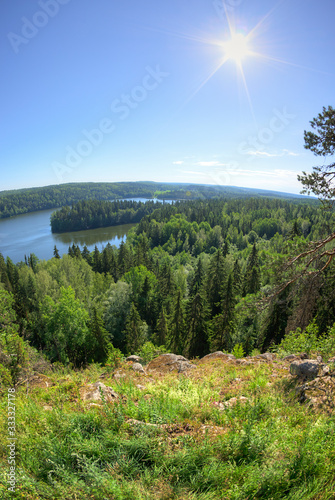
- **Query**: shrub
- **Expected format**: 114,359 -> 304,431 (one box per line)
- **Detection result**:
137,341 -> 167,364
275,319 -> 335,360
232,343 -> 245,359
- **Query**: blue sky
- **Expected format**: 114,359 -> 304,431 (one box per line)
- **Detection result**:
1,0 -> 334,194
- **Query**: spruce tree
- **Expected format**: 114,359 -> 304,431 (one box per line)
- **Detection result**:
209,274 -> 235,352
232,258 -> 242,295
167,290 -> 186,355
89,307 -> 110,363
207,249 -> 227,316
123,303 -> 147,354
243,243 -> 261,296
53,245 -> 60,259
189,257 -> 205,298
185,291 -> 210,358
153,307 -> 169,346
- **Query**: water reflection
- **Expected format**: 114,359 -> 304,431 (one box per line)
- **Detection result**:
53,224 -> 134,246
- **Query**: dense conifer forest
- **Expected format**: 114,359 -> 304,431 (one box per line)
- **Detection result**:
0,181 -> 309,219
1,195 -> 334,373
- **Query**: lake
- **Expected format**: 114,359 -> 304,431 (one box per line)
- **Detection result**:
0,198 -> 170,263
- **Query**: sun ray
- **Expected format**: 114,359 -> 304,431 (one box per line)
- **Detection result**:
237,63 -> 258,128
182,57 -> 229,107
247,0 -> 286,40
248,52 -> 330,75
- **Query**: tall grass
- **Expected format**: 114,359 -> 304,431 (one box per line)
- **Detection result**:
0,360 -> 334,499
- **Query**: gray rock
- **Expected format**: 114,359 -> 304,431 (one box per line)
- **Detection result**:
159,353 -> 189,362
283,354 -> 298,362
146,353 -> 196,373
126,355 -> 143,363
132,362 -> 145,374
255,352 -> 276,361
199,351 -> 236,363
235,359 -> 251,365
81,382 -> 118,403
290,360 -> 321,379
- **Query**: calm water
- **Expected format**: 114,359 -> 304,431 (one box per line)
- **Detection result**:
0,198 -> 169,263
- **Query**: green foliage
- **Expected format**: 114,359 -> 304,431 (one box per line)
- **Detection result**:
41,286 -> 92,366
1,361 -> 335,499
0,289 -> 28,386
275,319 -> 335,359
137,341 -> 167,364
105,345 -> 123,370
232,343 -> 245,359
299,105 -> 335,205
123,303 -> 148,355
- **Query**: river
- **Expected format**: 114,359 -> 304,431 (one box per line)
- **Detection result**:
0,198 -> 169,263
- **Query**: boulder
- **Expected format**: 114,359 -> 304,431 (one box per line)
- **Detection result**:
199,351 -> 236,363
126,355 -> 143,363
290,359 -> 322,379
80,382 -> 118,403
254,352 -> 276,361
146,353 -> 196,373
132,362 -> 145,374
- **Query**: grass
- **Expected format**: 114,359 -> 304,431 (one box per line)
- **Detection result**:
0,359 -> 335,499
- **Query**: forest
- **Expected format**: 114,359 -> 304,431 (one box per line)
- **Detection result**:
50,199 -> 165,232
0,180 -> 308,219
1,193 -> 335,380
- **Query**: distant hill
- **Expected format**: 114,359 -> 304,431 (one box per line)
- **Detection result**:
0,181 -> 316,219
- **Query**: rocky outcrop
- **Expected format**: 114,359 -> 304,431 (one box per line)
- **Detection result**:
198,352 -> 236,363
254,352 -> 276,362
290,359 -> 328,380
126,355 -> 143,363
296,375 -> 335,412
132,362 -> 145,374
146,354 -> 196,373
80,382 -> 118,403
283,353 -> 308,362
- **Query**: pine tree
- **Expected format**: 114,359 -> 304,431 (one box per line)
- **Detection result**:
185,291 -> 210,358
243,243 -> 261,296
222,239 -> 229,257
189,257 -> 205,298
210,274 -> 235,352
207,249 -> 227,316
153,307 -> 169,346
53,245 -> 60,259
123,303 -> 147,354
89,307 -> 110,363
81,245 -> 91,265
118,241 -> 131,277
92,246 -> 102,273
167,290 -> 186,355
232,258 -> 242,295
0,253 -> 10,291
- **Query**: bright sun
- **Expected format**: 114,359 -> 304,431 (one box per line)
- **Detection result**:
222,33 -> 251,63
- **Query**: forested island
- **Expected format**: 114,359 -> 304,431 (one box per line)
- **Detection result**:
50,199 -> 164,233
